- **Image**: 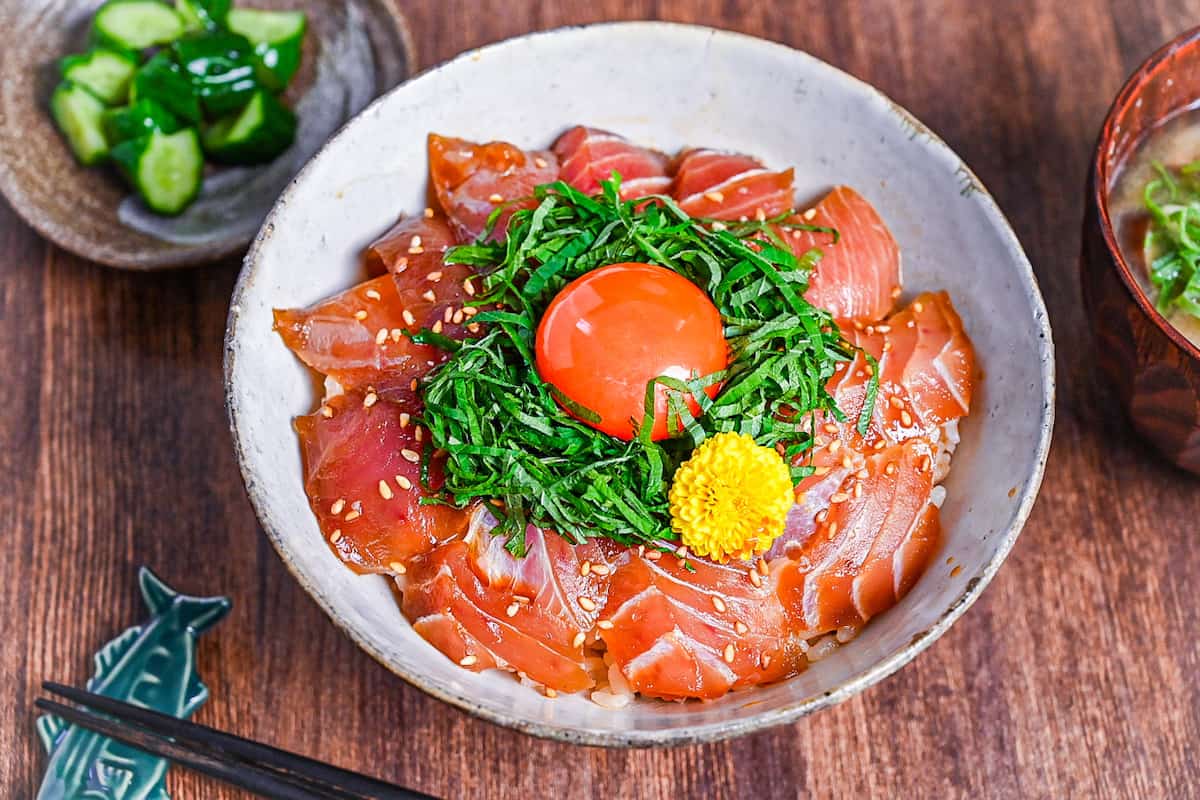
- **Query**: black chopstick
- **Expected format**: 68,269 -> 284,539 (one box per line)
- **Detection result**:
39,683 -> 436,800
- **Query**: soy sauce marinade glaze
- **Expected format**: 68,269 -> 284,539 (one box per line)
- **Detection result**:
1110,108 -> 1200,348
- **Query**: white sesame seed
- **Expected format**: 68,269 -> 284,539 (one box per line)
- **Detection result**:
875,324 -> 891,333
723,644 -> 735,663
710,221 -> 727,231
330,529 -> 342,543
423,207 -> 435,218
463,278 -> 476,296
462,306 -> 478,317
913,301 -> 925,313
389,561 -> 407,574
378,480 -> 394,500
514,595 -> 531,604
828,439 -> 842,454
363,392 -> 378,408
578,597 -> 597,612
735,621 -> 749,635
830,492 -> 849,504
422,290 -> 436,302
645,550 -> 661,561
391,328 -> 403,343
597,620 -> 614,630
344,510 -> 361,522
890,397 -> 905,409
591,564 -> 610,576
755,208 -> 766,222
432,320 -> 444,334
409,246 -> 425,255
399,413 -> 411,427
580,561 -> 592,576
705,190 -> 725,203
443,307 -> 454,323
885,462 -> 898,476
452,310 -> 464,324
544,688 -> 557,698
401,449 -> 420,463
467,323 -> 481,334
402,309 -> 416,326
534,157 -> 548,169
427,271 -> 443,282
365,288 -> 382,301
320,405 -> 334,418
414,426 -> 423,443
330,498 -> 346,515
901,410 -> 913,427
506,602 -> 520,617
375,328 -> 388,345
459,655 -> 478,667
803,208 -> 818,220
410,235 -> 422,248
395,257 -> 409,273
712,596 -> 727,613
748,569 -> 762,587
353,310 -> 368,321
815,509 -> 829,523
572,632 -> 586,648
488,193 -> 504,203
395,475 -> 412,490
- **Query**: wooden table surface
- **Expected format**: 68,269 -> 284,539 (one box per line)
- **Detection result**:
3,1 -> 1198,797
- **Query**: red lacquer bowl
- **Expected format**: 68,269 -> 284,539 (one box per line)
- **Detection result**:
1083,26 -> 1200,475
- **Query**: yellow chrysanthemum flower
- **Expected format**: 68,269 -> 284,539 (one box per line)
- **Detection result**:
668,432 -> 795,562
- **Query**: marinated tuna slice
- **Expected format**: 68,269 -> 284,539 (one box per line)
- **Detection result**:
364,212 -> 457,277
553,126 -> 672,198
274,275 -> 449,403
598,551 -> 803,701
428,133 -> 559,242
295,392 -> 470,574
809,292 -> 974,454
770,292 -> 974,555
865,291 -> 974,429
400,510 -> 618,693
786,186 -> 901,322
672,148 -> 795,221
773,438 -> 941,635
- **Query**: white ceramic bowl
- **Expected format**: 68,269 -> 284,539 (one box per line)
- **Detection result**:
225,22 -> 1054,746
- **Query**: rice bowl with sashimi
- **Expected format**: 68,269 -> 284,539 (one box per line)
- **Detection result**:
226,22 -> 1052,745
272,126 -> 975,705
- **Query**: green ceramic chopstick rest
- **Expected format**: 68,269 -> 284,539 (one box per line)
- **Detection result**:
36,567 -> 230,800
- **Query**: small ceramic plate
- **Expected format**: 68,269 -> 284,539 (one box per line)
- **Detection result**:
0,0 -> 414,270
227,23 -> 1055,746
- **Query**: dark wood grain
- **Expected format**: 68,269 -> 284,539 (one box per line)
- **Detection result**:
2,1 -> 1198,798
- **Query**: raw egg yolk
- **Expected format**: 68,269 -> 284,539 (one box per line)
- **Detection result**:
535,263 -> 728,441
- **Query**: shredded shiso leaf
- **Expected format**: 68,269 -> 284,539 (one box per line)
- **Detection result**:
411,177 -> 875,555
1143,161 -> 1200,319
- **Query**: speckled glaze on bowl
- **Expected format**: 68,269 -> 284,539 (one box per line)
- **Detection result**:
1083,26 -> 1200,475
225,23 -> 1055,746
0,0 -> 414,271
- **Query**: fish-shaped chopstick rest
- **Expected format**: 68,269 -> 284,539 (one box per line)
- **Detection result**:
35,567 -> 230,800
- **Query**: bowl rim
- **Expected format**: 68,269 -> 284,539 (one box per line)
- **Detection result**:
224,20 -> 1056,747
1091,24 -> 1200,364
0,0 -> 417,271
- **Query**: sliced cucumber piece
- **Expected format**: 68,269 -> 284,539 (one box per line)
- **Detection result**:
111,127 -> 204,215
227,9 -> 306,89
175,0 -> 231,31
103,99 -> 181,145
92,0 -> 185,50
130,51 -> 202,124
50,81 -> 110,166
59,48 -> 137,106
172,31 -> 260,117
202,89 -> 296,164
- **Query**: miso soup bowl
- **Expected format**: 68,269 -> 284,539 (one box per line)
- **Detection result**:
226,22 -> 1055,746
1083,25 -> 1200,475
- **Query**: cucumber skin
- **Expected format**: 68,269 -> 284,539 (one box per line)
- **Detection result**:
103,99 -> 182,145
227,10 -> 307,90
130,52 -> 203,125
175,0 -> 231,31
50,82 -> 110,166
202,91 -> 296,165
59,49 -> 138,106
91,0 -> 186,51
172,31 -> 261,117
111,128 -> 204,216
